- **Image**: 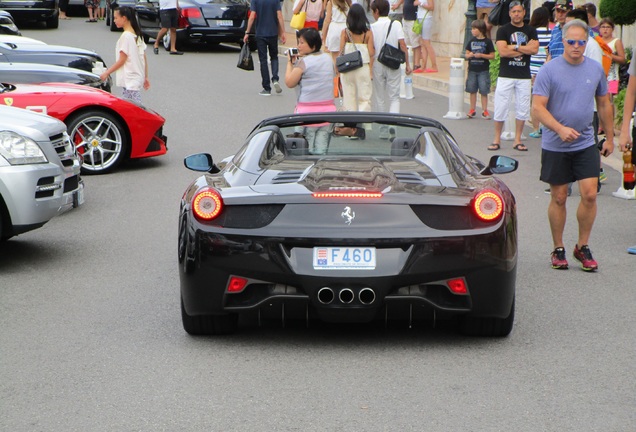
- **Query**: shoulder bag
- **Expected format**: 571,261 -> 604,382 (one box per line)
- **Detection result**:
336,30 -> 364,73
290,0 -> 308,30
487,1 -> 503,26
377,20 -> 405,70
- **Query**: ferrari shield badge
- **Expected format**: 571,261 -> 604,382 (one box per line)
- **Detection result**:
341,206 -> 355,225
3,98 -> 13,106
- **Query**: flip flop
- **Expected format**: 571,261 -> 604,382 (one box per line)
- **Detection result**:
513,143 -> 528,151
424,68 -> 438,73
488,143 -> 500,151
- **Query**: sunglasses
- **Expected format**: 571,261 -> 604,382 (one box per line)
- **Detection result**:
565,39 -> 587,47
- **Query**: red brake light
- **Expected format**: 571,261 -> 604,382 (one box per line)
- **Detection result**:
473,190 -> 503,221
447,278 -> 467,295
181,8 -> 202,18
192,188 -> 223,221
227,276 -> 248,293
312,192 -> 383,198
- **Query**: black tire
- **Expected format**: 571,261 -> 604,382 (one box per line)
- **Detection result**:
66,110 -> 128,175
458,297 -> 515,337
46,15 -> 59,29
181,296 -> 238,335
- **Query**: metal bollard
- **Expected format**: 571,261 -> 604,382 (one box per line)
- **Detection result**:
500,94 -> 527,141
443,58 -> 466,119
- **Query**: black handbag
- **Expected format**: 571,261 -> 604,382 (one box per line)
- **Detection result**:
377,21 -> 405,70
488,1 -> 503,26
336,30 -> 364,73
237,42 -> 254,71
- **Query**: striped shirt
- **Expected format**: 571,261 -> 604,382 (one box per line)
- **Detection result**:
547,23 -> 564,59
530,27 -> 551,75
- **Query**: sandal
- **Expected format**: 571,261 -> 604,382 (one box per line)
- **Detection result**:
488,143 -> 500,151
513,143 -> 528,151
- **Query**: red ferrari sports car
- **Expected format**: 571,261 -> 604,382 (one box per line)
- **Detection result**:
0,82 -> 167,174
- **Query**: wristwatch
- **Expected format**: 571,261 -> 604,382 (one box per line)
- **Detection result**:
513,45 -> 519,52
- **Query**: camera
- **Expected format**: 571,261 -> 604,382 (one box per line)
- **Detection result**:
288,47 -> 299,56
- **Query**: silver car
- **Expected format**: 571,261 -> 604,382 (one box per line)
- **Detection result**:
0,105 -> 84,240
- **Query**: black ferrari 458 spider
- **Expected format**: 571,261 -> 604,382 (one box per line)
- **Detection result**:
178,113 -> 519,337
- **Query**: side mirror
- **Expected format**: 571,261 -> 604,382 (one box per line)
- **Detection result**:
184,153 -> 219,173
481,156 -> 518,175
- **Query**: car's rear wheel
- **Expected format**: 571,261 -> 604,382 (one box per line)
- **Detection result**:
67,110 -> 128,175
458,297 -> 515,337
181,297 -> 238,335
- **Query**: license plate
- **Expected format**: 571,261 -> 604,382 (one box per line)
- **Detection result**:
313,247 -> 376,270
215,20 -> 233,26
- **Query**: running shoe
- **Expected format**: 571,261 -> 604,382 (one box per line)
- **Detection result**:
599,169 -> 607,183
529,130 -> 542,138
272,81 -> 282,94
551,247 -> 569,269
467,109 -> 476,118
481,110 -> 491,119
573,244 -> 598,272
259,89 -> 271,96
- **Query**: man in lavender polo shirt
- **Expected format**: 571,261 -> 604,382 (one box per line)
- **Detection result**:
532,19 -> 614,272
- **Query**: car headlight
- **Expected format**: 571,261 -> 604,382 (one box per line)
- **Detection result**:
0,131 -> 48,165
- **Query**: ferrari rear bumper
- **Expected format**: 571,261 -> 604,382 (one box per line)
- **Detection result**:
179,229 -> 516,323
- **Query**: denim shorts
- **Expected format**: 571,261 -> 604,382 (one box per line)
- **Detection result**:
465,70 -> 491,95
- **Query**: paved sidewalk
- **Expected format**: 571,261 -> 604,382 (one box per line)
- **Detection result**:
277,30 -> 625,173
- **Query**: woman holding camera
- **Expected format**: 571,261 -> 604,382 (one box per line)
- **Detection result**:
285,28 -> 336,154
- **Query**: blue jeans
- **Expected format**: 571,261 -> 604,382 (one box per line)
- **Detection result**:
256,36 -> 279,91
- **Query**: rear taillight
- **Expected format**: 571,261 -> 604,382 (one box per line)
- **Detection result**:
227,276 -> 248,293
447,278 -> 468,295
192,187 -> 223,221
181,7 -> 202,18
472,189 -> 503,221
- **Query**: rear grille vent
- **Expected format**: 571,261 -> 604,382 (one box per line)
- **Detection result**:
394,170 -> 429,184
213,205 -> 285,228
272,171 -> 304,184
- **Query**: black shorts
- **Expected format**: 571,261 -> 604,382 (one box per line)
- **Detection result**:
160,8 -> 178,29
540,145 -> 600,185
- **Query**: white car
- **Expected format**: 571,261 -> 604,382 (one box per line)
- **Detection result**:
0,105 -> 84,240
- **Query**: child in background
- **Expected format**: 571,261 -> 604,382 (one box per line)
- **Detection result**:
464,19 -> 494,119
100,7 -> 150,104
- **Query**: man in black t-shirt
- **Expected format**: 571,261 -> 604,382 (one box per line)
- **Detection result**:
488,0 -> 538,152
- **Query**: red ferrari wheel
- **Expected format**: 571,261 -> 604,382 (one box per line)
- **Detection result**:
67,110 -> 128,175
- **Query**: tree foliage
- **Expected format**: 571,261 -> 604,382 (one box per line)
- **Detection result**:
599,0 -> 636,26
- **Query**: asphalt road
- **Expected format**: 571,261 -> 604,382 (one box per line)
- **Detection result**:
1,20 -> 635,431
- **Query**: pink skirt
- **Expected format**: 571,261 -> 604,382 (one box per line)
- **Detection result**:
294,100 -> 337,127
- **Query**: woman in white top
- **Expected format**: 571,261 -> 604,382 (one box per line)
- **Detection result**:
598,17 -> 626,100
338,4 -> 374,112
413,0 -> 437,73
100,7 -> 149,103
285,28 -> 336,154
322,0 -> 349,62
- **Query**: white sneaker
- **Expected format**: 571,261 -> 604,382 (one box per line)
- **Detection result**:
272,81 -> 282,94
259,89 -> 271,96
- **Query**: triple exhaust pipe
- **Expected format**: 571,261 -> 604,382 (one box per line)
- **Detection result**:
317,287 -> 376,305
